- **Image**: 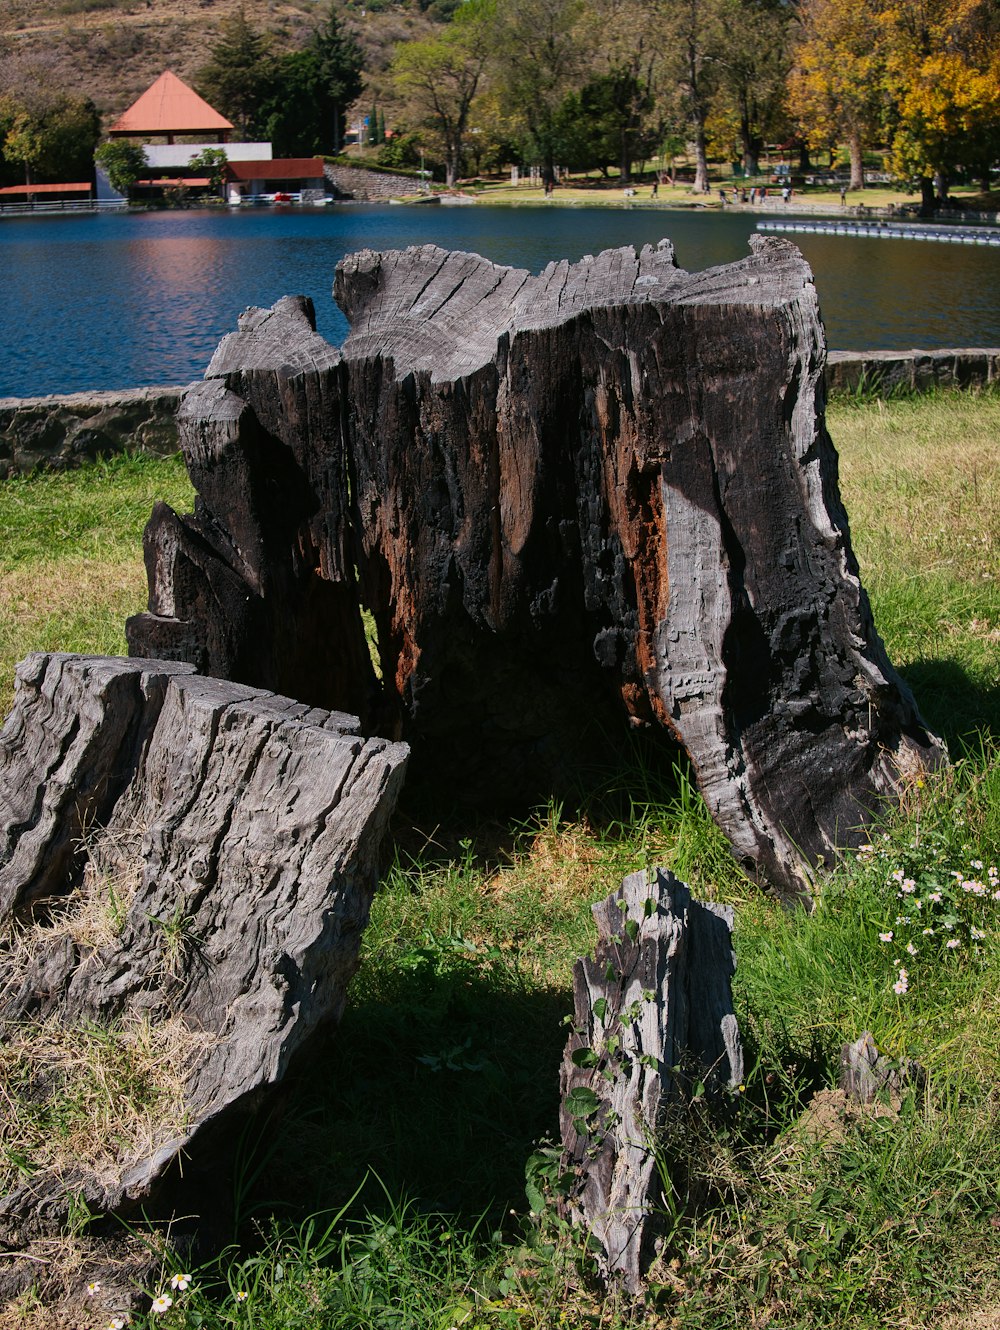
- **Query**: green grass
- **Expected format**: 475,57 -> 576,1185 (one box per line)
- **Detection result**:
1,399 -> 999,1329
0,451 -> 194,717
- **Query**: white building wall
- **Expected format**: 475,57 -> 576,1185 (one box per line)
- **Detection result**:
142,143 -> 272,168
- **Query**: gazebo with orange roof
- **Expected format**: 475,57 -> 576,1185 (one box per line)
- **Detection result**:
109,71 -> 233,145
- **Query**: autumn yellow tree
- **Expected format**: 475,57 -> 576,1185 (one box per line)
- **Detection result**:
880,0 -> 1000,211
788,0 -> 885,191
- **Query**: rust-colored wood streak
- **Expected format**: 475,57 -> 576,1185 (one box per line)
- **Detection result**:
128,240 -> 945,899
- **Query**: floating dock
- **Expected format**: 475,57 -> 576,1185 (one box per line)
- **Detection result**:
758,218 -> 1000,246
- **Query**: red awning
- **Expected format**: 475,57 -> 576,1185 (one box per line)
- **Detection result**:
226,158 -> 325,182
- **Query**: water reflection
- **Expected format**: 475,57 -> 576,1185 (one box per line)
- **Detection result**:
1,205 -> 998,396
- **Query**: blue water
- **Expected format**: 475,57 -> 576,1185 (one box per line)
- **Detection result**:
2,204 -> 1000,397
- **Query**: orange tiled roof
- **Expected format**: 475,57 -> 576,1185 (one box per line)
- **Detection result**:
109,71 -> 233,136
0,182 -> 92,195
136,177 -> 212,188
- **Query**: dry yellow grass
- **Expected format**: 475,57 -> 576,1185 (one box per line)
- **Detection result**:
0,1013 -> 211,1198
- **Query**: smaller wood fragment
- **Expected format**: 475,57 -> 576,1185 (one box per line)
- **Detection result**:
559,867 -> 742,1293
839,1031 -> 923,1104
0,652 -> 408,1258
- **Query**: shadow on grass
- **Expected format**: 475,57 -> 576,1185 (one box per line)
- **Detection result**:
252,963 -> 571,1233
900,656 -> 1000,750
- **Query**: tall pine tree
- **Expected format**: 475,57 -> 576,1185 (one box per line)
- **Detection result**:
196,7 -> 271,139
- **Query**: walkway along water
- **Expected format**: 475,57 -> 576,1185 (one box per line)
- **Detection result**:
759,218 -> 1000,246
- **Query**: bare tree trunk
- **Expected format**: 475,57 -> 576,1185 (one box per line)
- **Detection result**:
848,126 -> 864,191
692,119 -> 710,192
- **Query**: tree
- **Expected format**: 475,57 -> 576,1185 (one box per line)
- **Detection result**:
261,7 -> 363,156
663,0 -> 727,193
196,7 -> 271,139
716,0 -> 791,176
880,0 -> 1000,209
573,71 -> 657,179
587,0 -> 670,182
788,0 -> 885,192
95,141 -> 148,197
389,0 -> 494,188
189,147 -> 229,194
490,0 -> 591,188
1,93 -> 100,185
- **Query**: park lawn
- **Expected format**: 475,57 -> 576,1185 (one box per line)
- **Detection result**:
1,392 -> 999,1330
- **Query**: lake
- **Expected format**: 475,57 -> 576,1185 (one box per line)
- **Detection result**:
2,203 -> 1000,397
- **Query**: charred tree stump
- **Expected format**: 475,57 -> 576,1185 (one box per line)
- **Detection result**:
127,240 -> 946,899
0,652 -> 407,1252
558,867 -> 742,1293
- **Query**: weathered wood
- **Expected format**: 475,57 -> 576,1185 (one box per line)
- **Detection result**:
839,1031 -> 924,1104
0,652 -> 407,1248
127,296 -> 378,723
558,867 -> 742,1293
128,239 -> 946,898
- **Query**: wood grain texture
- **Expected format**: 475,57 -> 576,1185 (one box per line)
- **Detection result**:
558,867 -> 742,1292
0,652 -> 407,1243
129,238 -> 946,899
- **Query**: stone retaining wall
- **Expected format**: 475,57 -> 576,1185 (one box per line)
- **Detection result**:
0,385 -> 188,478
324,164 -> 424,201
2,350 -> 997,476
826,347 -> 1000,394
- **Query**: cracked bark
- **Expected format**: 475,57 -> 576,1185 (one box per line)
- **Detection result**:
127,239 -> 945,900
558,867 -> 742,1293
0,652 -> 408,1248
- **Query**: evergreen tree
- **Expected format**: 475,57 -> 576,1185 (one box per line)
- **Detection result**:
196,8 -> 271,139
261,7 -> 363,156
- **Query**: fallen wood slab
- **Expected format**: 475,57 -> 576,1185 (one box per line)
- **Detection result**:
559,867 -> 742,1293
0,652 -> 407,1258
128,240 -> 946,898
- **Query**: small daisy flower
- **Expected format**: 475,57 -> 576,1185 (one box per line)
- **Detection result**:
972,859 -> 983,870
106,1320 -> 126,1330
923,927 -> 934,935
905,942 -> 918,956
87,1281 -> 102,1296
971,927 -> 985,940
170,1274 -> 192,1292
946,938 -> 960,949
235,1290 -> 249,1303
879,931 -> 893,942
929,891 -> 943,903
893,968 -> 909,995
891,869 -> 905,883
150,1294 -> 173,1314
900,878 -> 916,894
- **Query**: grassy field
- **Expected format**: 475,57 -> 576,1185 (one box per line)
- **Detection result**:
1,391 -> 999,1329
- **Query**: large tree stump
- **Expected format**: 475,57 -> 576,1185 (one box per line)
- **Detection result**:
0,653 -> 407,1256
559,867 -> 742,1293
127,239 -> 945,899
